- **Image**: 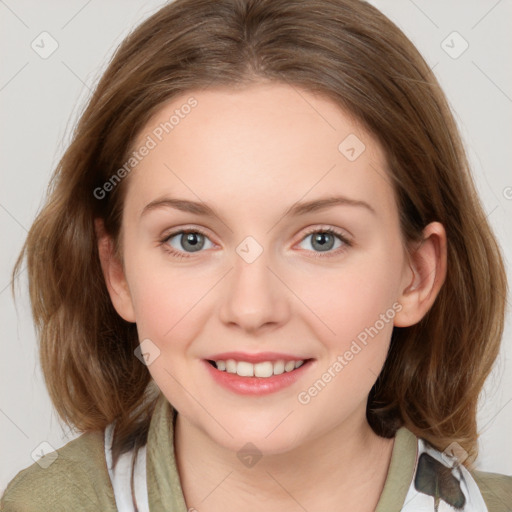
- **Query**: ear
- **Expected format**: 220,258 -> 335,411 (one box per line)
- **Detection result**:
393,221 -> 447,327
95,218 -> 136,323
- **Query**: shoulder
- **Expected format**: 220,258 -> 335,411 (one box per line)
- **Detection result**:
470,468 -> 512,512
1,430 -> 117,511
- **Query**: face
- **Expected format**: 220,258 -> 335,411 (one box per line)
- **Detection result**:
104,82 -> 419,454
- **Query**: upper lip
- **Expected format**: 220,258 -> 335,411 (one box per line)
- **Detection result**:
206,351 -> 311,363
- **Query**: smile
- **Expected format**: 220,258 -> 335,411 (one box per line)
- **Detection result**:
203,355 -> 314,395
209,359 -> 304,378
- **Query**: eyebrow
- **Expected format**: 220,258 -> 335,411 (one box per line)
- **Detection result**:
140,195 -> 376,219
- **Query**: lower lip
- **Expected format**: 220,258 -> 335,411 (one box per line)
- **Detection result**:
203,359 -> 314,395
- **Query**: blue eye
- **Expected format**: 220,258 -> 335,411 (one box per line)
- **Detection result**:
297,227 -> 352,258
160,226 -> 351,260
161,229 -> 214,258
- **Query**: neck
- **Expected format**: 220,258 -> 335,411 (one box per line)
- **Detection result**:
173,405 -> 395,512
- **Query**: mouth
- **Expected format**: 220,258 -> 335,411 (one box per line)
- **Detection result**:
203,355 -> 315,395
206,358 -> 310,377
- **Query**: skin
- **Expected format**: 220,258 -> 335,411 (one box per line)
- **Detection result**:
97,82 -> 447,511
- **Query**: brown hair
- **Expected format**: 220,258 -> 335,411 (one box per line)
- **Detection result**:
14,0 -> 507,481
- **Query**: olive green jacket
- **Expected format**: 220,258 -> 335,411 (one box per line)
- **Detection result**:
2,392 -> 511,511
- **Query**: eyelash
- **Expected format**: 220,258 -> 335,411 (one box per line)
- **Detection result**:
159,226 -> 352,260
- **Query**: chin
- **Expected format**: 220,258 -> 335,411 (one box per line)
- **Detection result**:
203,415 -> 306,456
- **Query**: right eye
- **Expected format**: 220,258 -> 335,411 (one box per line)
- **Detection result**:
160,229 -> 215,258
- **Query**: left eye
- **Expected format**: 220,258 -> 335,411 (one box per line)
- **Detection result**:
297,229 -> 349,254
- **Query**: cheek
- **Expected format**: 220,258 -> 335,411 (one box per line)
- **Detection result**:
299,250 -> 402,349
295,265 -> 399,415
125,250 -> 216,350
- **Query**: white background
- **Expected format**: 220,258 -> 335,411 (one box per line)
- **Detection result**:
1,0 -> 511,493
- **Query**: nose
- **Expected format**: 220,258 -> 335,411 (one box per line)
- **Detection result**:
218,247 -> 291,334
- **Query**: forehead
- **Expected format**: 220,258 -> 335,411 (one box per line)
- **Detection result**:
126,82 -> 396,222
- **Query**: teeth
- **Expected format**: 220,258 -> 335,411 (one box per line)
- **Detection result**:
237,361 -> 254,377
284,361 -> 296,372
273,360 -> 285,375
213,359 -> 305,378
254,361 -> 273,378
226,359 -> 237,374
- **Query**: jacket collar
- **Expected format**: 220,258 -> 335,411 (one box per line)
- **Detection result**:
146,392 -> 188,511
145,391 -> 417,511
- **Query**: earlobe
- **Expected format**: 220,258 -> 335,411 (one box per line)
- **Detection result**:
393,222 -> 447,328
95,218 -> 136,323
